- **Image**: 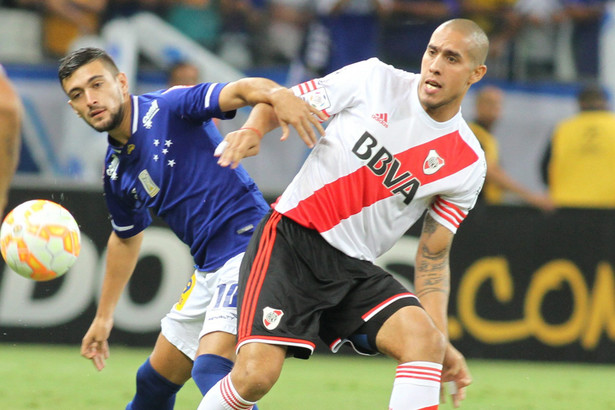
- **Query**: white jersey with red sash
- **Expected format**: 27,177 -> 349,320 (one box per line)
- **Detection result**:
274,58 -> 486,262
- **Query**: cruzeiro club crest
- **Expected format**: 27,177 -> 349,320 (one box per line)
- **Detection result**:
263,307 -> 284,330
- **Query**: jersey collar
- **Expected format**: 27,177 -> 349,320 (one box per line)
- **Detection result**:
412,77 -> 462,130
108,95 -> 139,155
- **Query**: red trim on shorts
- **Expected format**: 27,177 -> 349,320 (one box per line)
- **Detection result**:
238,335 -> 316,352
238,211 -> 282,340
329,338 -> 342,351
361,292 -> 417,321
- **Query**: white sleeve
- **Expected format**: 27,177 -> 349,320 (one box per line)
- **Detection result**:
291,58 -> 382,121
428,157 -> 486,233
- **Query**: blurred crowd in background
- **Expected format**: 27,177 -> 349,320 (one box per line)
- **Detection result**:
0,0 -> 610,84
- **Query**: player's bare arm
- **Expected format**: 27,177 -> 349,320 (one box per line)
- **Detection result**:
81,231 -> 143,371
216,104 -> 280,168
0,72 -> 22,214
414,213 -> 453,333
218,78 -> 325,143
416,213 -> 472,407
486,161 -> 555,212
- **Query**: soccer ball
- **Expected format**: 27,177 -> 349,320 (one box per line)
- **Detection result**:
0,199 -> 81,281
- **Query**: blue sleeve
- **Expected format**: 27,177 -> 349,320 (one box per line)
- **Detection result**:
104,183 -> 152,239
160,83 -> 237,122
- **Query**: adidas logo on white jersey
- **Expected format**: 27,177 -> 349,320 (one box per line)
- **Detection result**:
371,113 -> 389,128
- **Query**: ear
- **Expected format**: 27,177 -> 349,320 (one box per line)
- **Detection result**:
468,64 -> 487,86
117,72 -> 129,95
67,100 -> 81,117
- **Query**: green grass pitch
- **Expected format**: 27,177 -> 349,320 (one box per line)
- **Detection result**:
0,343 -> 613,409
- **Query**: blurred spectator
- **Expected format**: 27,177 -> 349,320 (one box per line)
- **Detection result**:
165,61 -> 226,131
511,0 -> 566,81
18,0 -> 108,58
469,86 -> 554,211
460,0 -> 517,79
0,66 -> 22,215
379,0 -> 458,71
167,60 -> 201,86
166,61 -> 223,130
218,0 -> 267,69
165,0 -> 222,51
562,0 -> 608,80
104,0 -> 167,22
264,0 -> 312,65
460,0 -> 517,41
0,0 -> 24,7
541,83 -> 615,208
290,0 -> 390,83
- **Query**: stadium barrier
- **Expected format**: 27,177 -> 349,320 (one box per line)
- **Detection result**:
1,187 -> 614,363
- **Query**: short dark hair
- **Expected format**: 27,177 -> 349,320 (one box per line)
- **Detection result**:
58,47 -> 119,83
437,19 -> 489,66
578,83 -> 608,111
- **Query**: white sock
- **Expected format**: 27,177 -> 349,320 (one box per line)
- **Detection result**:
388,361 -> 442,410
198,375 -> 257,410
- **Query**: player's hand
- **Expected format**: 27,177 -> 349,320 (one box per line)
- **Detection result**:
528,193 -> 556,213
215,127 -> 263,169
269,87 -> 326,147
440,343 -> 472,407
80,317 -> 113,371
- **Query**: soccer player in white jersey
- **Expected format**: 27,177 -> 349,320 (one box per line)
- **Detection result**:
204,19 -> 489,410
58,47 -> 324,409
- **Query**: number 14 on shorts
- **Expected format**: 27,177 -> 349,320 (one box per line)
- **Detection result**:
214,283 -> 238,308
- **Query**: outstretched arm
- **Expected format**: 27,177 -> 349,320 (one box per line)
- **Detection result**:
81,231 -> 143,371
215,103 -> 281,169
218,78 -> 326,143
486,160 -> 555,212
216,91 -> 328,169
0,71 -> 22,214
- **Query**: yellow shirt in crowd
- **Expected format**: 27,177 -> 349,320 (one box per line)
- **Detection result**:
548,111 -> 615,208
469,122 -> 503,204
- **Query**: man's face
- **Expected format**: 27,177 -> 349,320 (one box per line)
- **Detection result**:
62,60 -> 127,132
477,88 -> 502,125
418,26 -> 485,121
169,65 -> 199,87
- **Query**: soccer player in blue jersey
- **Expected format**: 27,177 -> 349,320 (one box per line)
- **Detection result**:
58,47 -> 324,410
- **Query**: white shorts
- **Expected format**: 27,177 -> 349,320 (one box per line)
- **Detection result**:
160,252 -> 243,360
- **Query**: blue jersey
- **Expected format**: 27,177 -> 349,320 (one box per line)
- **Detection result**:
103,83 -> 270,271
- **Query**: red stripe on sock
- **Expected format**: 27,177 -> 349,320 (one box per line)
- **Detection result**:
220,377 -> 253,410
395,364 -> 442,384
